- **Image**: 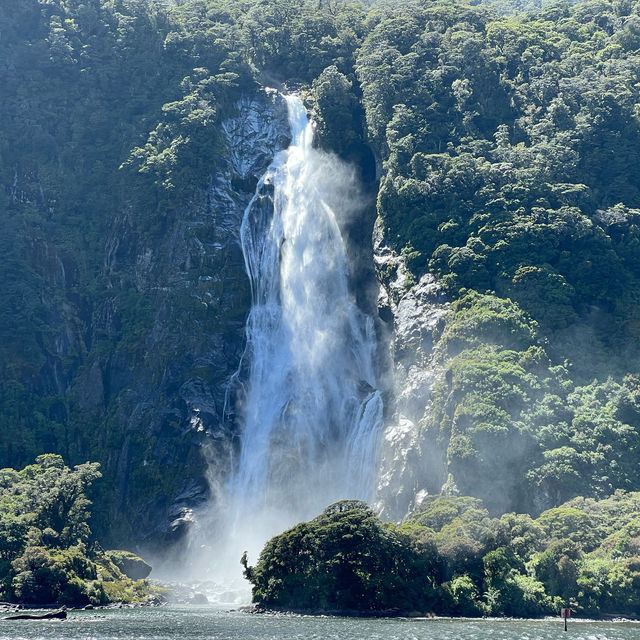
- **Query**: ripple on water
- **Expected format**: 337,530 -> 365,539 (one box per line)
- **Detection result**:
0,608 -> 639,640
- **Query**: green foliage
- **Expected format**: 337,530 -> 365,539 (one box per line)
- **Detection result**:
536,507 -> 603,551
358,0 -> 640,372
530,539 -> 582,603
11,545 -> 98,605
409,496 -> 485,531
246,500 -> 443,612
418,291 -> 640,514
526,378 -> 640,505
447,574 -> 482,616
239,0 -> 367,83
0,456 -> 152,604
1,454 -> 101,550
250,491 -> 640,616
0,0 -> 264,544
311,65 -> 364,159
441,291 -> 538,354
3,0 -> 640,567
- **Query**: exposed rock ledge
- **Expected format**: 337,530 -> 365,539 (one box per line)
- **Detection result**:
374,220 -> 452,521
81,88 -> 290,548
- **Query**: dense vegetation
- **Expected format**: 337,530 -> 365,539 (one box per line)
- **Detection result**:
245,497 -> 640,617
354,0 -> 640,515
0,454 -> 155,605
3,0 -> 640,558
0,0 -> 272,543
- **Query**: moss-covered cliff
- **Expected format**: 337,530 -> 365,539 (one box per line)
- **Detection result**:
0,0 -> 288,547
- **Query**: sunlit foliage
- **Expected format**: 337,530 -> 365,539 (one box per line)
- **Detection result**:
247,493 -> 640,616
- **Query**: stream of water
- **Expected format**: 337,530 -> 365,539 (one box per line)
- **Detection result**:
199,94 -> 383,581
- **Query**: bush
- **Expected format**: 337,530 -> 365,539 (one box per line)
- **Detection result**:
246,500 -> 442,613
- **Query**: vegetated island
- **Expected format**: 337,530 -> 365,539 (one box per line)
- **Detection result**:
242,498 -> 640,618
0,454 -> 162,608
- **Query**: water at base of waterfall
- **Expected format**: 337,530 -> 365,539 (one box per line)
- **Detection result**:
2,607 -> 636,640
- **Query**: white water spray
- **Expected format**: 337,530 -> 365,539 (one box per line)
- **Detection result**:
193,95 -> 383,594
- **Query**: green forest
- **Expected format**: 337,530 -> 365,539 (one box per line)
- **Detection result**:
3,0 -> 640,612
0,455 -> 156,604
245,496 -> 640,617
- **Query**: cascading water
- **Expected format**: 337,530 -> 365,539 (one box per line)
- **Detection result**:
193,94 -> 383,594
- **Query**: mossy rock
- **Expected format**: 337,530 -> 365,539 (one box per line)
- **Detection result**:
105,550 -> 152,580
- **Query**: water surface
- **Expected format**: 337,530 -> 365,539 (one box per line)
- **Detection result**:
1,606 -> 637,640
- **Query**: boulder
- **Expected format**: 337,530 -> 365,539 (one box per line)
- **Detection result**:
105,550 -> 152,580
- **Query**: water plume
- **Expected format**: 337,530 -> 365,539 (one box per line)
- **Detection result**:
189,94 -> 383,599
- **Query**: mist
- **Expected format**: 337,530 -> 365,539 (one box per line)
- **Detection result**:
178,94 -> 384,600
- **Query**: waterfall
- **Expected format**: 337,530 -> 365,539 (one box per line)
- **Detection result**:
194,94 -> 383,593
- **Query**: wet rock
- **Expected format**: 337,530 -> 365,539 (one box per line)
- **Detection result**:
79,88 -> 291,547
106,550 -> 152,580
5,607 -> 67,620
374,230 -> 452,520
189,592 -> 209,605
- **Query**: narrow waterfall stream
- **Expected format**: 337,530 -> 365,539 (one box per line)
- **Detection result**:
193,94 -> 383,594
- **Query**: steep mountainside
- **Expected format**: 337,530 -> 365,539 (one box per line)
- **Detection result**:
3,0 -> 640,549
0,0 -> 290,546
356,0 -> 640,518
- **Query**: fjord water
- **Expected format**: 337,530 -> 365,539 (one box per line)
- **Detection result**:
193,95 -> 383,586
2,608 -> 637,640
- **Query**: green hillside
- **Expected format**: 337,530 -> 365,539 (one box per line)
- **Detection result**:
2,0 -> 640,552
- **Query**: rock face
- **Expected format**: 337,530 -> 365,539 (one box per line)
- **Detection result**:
87,88 -> 291,547
106,550 -> 152,580
1,82 -> 450,541
1,88 -> 290,549
373,221 -> 452,521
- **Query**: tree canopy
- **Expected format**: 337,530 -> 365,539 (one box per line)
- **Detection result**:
0,455 -> 156,605
245,493 -> 640,617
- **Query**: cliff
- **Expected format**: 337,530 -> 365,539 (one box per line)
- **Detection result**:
1,83 -> 290,548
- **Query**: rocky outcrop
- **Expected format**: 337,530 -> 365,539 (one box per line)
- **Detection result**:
105,549 -> 151,580
73,89 -> 290,547
374,221 -> 452,521
106,550 -> 152,580
4,608 -> 67,620
2,81 -> 452,541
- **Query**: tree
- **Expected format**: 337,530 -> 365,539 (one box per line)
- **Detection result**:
531,539 -> 581,603
246,500 -> 443,612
